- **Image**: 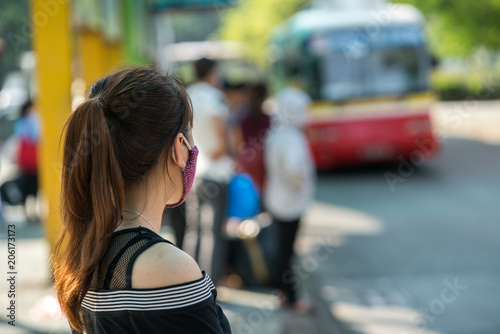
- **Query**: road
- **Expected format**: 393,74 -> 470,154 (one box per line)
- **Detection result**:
301,135 -> 500,334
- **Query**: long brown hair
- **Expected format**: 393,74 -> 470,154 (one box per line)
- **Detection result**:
51,67 -> 193,332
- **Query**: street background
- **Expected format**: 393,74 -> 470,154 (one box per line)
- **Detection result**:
1,0 -> 500,333
1,101 -> 499,333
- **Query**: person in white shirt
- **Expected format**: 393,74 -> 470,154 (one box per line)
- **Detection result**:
187,58 -> 232,284
264,85 -> 316,313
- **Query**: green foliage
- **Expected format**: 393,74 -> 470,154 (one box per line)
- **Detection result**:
432,67 -> 500,101
397,0 -> 500,99
395,0 -> 500,57
218,0 -> 311,67
0,0 -> 30,85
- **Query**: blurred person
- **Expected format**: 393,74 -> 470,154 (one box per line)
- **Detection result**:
172,80 -> 247,250
15,99 -> 39,177
233,83 -> 270,192
187,58 -> 232,285
224,80 -> 248,121
223,80 -> 249,157
0,99 -> 40,220
51,68 -> 231,334
264,85 -> 316,313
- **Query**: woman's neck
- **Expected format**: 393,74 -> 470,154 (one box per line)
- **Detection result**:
116,185 -> 164,234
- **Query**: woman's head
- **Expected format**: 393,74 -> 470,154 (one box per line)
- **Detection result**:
86,67 -> 192,187
54,67 -> 193,332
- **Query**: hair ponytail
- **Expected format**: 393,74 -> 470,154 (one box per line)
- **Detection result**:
52,97 -> 124,332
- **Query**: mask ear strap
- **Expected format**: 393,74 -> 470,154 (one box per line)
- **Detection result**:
182,135 -> 192,150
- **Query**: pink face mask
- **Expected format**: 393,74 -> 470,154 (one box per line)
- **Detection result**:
165,135 -> 198,208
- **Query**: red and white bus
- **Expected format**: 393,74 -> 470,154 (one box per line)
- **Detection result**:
270,1 -> 439,170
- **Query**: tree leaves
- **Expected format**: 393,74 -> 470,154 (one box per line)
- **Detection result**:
397,0 -> 500,57
218,0 -> 311,67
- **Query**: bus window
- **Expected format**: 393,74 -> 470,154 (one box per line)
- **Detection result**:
321,51 -> 364,100
365,47 -> 423,96
317,45 -> 428,101
308,26 -> 430,101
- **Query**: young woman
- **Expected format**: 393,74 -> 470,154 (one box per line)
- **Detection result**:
52,67 -> 231,333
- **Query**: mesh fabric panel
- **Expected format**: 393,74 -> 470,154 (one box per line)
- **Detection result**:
90,228 -> 164,290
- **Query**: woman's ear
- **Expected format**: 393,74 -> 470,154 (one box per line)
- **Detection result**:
172,133 -> 187,168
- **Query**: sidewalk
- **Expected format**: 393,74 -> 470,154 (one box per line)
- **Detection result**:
0,205 -> 346,334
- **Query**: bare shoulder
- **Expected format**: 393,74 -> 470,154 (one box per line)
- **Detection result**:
131,242 -> 203,289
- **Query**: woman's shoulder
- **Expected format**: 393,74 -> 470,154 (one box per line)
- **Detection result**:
131,241 -> 203,289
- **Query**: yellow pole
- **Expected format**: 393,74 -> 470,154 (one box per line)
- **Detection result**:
80,29 -> 107,92
106,42 -> 123,71
79,30 -> 123,92
31,0 -> 72,248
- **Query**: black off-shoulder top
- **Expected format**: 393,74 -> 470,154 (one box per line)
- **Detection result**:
71,226 -> 231,334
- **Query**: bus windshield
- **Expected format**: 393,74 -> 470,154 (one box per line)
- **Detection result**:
307,26 -> 430,101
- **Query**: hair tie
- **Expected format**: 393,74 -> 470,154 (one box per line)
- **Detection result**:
98,97 -> 105,107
